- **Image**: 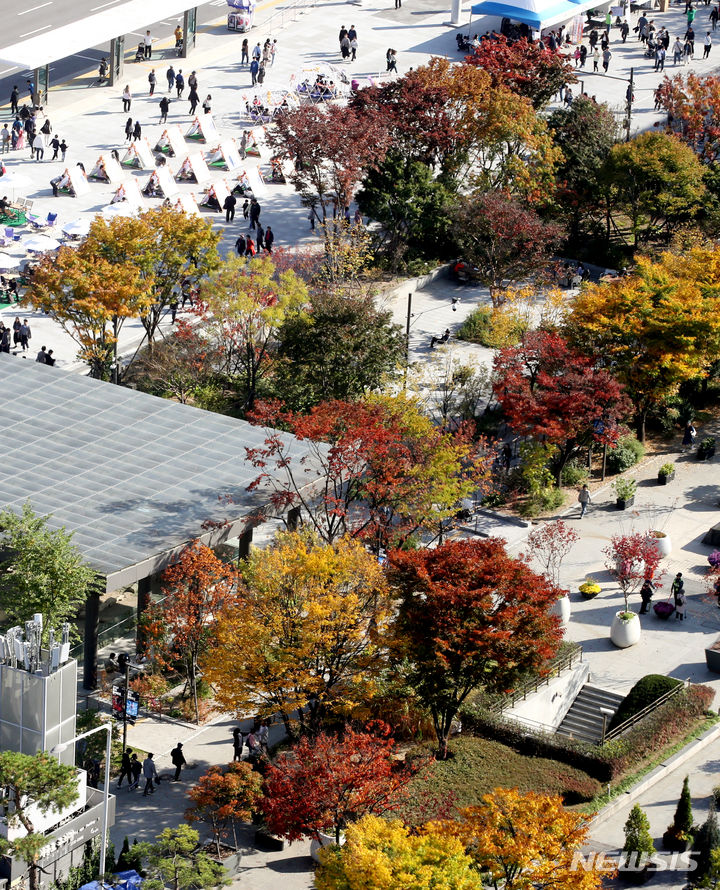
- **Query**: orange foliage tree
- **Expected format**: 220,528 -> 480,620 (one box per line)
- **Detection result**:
442,788 -> 605,889
185,762 -> 262,855
144,541 -> 237,723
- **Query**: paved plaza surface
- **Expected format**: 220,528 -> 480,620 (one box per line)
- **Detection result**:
0,0 -> 718,370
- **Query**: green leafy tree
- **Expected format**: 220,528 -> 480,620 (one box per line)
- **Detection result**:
623,805 -> 655,868
0,752 -> 80,890
356,153 -> 456,267
674,777 -> 695,838
601,132 -> 706,246
273,291 -> 404,411
692,809 -> 720,885
137,826 -> 228,890
0,502 -> 99,641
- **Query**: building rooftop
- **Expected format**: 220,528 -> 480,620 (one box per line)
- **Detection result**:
0,356 -> 312,590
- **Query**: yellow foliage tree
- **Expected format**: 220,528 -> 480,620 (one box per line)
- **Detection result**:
202,532 -> 392,738
28,244 -> 150,379
316,815 -> 483,890
441,788 -> 604,890
566,247 -> 720,439
199,254 -> 308,411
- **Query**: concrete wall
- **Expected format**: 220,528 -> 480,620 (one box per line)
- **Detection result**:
506,660 -> 589,731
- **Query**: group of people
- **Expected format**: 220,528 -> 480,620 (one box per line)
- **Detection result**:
339,25 -> 359,60
232,721 -> 270,761
235,224 -> 274,257
639,572 -> 687,620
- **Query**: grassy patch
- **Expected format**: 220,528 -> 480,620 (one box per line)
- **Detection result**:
402,736 -> 601,824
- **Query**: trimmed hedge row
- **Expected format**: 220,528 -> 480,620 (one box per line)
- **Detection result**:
459,684 -> 714,783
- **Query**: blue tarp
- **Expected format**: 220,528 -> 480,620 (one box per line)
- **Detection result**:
79,872 -> 142,890
470,0 -> 579,26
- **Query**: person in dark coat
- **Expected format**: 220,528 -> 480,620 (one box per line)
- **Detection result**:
223,193 -> 236,222
124,117 -> 133,141
117,748 -> 133,787
188,86 -> 199,115
264,225 -> 274,252
170,743 -> 186,781
132,121 -> 142,141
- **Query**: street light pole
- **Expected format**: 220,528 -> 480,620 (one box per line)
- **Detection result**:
52,723 -> 112,884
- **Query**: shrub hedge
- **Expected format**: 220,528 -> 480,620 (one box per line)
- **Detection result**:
459,684 -> 714,783
605,434 -> 645,474
609,674 -> 683,731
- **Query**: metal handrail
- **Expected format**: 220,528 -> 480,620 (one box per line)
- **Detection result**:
603,681 -> 686,742
484,642 -> 583,715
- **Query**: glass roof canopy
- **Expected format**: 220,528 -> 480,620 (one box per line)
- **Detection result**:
0,356 -> 313,592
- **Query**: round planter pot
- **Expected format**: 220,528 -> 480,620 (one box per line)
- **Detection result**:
550,594 -> 571,628
647,532 -> 671,559
310,831 -> 345,864
610,611 -> 641,649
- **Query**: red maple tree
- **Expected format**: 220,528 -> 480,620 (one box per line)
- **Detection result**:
389,538 -> 564,758
492,331 -> 632,484
465,36 -> 576,109
144,541 -> 238,723
246,398 -> 490,549
261,724 -> 417,843
524,520 -> 579,590
453,192 -> 563,306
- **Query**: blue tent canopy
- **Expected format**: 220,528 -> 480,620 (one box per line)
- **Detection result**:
470,0 -> 584,27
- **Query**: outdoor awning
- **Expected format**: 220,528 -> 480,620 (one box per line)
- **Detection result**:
471,0 -> 606,29
0,0 -> 194,70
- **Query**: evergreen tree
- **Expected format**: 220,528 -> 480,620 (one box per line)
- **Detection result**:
622,805 -> 655,869
691,809 -> 720,885
673,777 -> 694,837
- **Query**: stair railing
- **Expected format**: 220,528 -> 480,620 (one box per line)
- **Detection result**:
484,642 -> 583,715
602,681 -> 687,743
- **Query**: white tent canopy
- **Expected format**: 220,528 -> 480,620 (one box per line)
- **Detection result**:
0,0 -> 197,69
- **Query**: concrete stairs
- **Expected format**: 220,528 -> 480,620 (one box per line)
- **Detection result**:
556,683 -> 625,744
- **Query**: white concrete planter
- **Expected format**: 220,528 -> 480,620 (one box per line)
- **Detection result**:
550,595 -> 571,628
610,611 -> 641,649
647,531 -> 671,559
310,831 -> 345,863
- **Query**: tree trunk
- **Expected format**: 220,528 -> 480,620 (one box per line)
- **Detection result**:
191,654 -> 199,724
636,409 -> 647,443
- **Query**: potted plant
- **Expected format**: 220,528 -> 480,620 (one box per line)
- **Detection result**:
579,577 -> 601,599
604,533 -> 662,648
705,635 -> 720,673
525,521 -> 579,629
657,462 -> 675,485
646,529 -> 672,559
662,776 -> 694,852
613,478 -> 637,510
697,436 -> 716,461
621,804 -> 656,884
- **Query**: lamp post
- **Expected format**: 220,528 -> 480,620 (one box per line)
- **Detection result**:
52,723 -> 112,884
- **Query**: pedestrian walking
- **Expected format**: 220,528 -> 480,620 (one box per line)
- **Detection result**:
98,58 -> 108,83
250,58 -> 259,85
688,5 -> 696,26
249,197 -> 260,229
129,753 -> 142,790
675,590 -> 687,620
40,117 -> 51,145
252,41 -> 262,62
577,484 -> 591,517
242,199 -> 249,219
170,743 -> 186,781
148,69 -> 156,96
241,38 -> 249,65
188,86 -> 199,115
169,298 -> 178,323
639,578 -> 655,614
159,96 -> 170,123
19,319 -> 30,351
593,45 -> 601,70
188,71 -> 198,91
223,193 -> 236,222
621,19 -> 629,41
682,420 -> 696,451
246,730 -> 259,759
232,726 -> 244,760
143,30 -> 153,59
580,43 -> 588,66
245,235 -> 256,257
686,25 -> 696,54
257,61 -> 266,85
387,48 -> 398,73
655,45 -> 666,69
60,138 -> 67,161
31,133 -> 43,161
133,120 -> 142,141
602,47 -> 612,71
671,572 -> 684,608
256,222 -> 264,249
235,234 -> 246,255
202,94 -> 212,114
142,753 -> 158,796
338,25 -> 348,49
121,85 -> 131,112
10,85 -> 18,115
712,5 -> 719,29
705,30 -> 713,54
175,70 -> 185,99
1,126 -> 10,154
12,317 -> 21,348
673,36 -> 684,62
118,748 -> 133,787
257,721 -> 269,753
264,225 -> 274,252
271,39 -> 277,65
167,65 -> 176,93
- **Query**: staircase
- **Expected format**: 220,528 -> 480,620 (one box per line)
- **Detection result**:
556,684 -> 624,744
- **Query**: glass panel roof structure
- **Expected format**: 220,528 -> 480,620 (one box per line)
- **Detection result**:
0,356 -> 316,591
